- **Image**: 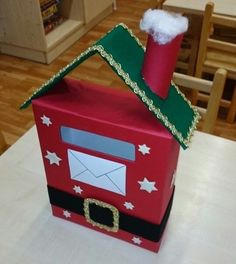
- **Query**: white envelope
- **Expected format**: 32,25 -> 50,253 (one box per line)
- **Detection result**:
68,149 -> 126,195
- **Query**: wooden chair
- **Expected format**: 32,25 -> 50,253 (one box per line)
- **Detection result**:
176,14 -> 202,76
0,130 -> 8,155
173,68 -> 227,133
195,2 -> 236,123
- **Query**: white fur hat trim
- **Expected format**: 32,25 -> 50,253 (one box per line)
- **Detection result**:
140,9 -> 188,45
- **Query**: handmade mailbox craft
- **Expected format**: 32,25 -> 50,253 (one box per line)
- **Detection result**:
21,10 -> 200,252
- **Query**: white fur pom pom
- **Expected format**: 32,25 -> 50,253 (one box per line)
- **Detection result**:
140,9 -> 188,45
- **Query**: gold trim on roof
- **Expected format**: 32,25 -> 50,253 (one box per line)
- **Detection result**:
91,45 -> 200,148
21,47 -> 95,108
21,23 -> 200,148
97,24 -> 200,147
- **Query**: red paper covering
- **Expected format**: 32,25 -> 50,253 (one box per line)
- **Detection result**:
32,78 -> 180,252
141,33 -> 183,99
51,204 -> 166,252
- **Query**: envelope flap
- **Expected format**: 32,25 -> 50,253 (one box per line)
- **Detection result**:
68,150 -> 87,177
73,151 -> 125,177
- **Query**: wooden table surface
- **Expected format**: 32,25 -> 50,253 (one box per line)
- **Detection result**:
163,0 -> 236,17
1,126 -> 236,263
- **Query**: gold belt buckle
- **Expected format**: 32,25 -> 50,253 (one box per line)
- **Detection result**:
84,198 -> 119,232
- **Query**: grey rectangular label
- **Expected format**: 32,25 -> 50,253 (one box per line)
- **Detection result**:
61,126 -> 135,161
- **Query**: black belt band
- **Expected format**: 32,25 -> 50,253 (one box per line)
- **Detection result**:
47,185 -> 174,242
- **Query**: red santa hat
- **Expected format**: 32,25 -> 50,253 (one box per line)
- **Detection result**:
140,9 -> 188,99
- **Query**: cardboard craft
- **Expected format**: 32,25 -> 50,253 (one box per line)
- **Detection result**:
21,23 -> 199,252
32,79 -> 179,252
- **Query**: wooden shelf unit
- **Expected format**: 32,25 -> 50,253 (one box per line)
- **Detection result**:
0,0 -> 114,64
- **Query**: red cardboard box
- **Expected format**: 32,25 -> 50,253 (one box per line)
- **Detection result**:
32,78 -> 179,252
22,24 -> 199,252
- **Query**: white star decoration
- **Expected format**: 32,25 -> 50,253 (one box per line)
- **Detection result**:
132,237 -> 142,245
124,202 -> 134,210
73,185 -> 83,194
138,144 -> 151,155
40,115 -> 52,127
138,177 -> 158,193
45,151 -> 62,166
63,210 -> 71,218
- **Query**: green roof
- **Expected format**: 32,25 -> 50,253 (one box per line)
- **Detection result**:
21,23 -> 200,149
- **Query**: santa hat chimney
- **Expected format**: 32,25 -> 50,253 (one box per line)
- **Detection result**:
140,9 -> 188,99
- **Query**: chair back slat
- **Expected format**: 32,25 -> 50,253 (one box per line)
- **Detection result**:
207,39 -> 236,53
174,68 -> 227,133
211,15 -> 236,28
194,2 -> 236,123
173,72 -> 212,92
